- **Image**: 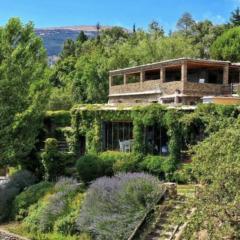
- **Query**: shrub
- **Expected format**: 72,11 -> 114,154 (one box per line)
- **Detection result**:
53,191 -> 85,235
76,173 -> 164,240
41,138 -> 65,181
76,152 -> 143,183
54,210 -> 79,235
172,164 -> 195,184
23,178 -> 80,233
139,155 -> 177,180
76,154 -> 103,183
98,151 -> 122,175
0,170 -> 36,222
112,153 -> 141,173
139,155 -> 166,177
12,181 -> 54,220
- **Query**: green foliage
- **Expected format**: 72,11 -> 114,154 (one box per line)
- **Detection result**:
41,138 -> 64,181
230,7 -> 240,26
112,153 -> 141,173
176,12 -> 195,35
172,164 -> 195,184
0,18 -> 49,166
76,154 -> 113,183
0,170 -> 36,222
45,111 -> 71,127
210,27 -> 240,62
139,155 -> 173,178
12,182 -> 54,221
184,120 -> 240,239
23,178 -> 82,234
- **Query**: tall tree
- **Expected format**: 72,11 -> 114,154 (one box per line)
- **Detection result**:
77,31 -> 88,43
148,20 -> 164,37
176,12 -> 195,35
210,27 -> 240,62
60,39 -> 76,58
0,18 -> 49,166
230,7 -> 240,26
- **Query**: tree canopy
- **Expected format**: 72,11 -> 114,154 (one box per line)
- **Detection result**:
0,18 -> 49,166
210,27 -> 240,62
185,119 -> 240,239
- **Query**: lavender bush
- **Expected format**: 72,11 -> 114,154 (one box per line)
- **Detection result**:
0,170 -> 36,222
76,172 -> 165,240
24,177 -> 79,233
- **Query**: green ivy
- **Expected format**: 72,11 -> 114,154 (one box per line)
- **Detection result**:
70,104 -> 183,163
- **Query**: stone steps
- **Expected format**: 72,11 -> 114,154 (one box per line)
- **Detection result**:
144,198 -> 187,240
0,229 -> 29,240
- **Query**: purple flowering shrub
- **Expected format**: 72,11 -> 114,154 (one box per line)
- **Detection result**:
0,170 -> 36,222
23,177 -> 80,233
76,172 -> 165,240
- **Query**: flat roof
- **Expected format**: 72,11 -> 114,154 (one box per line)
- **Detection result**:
110,58 -> 233,75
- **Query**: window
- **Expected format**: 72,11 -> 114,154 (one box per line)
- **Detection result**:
102,122 -> 133,151
229,69 -> 239,84
145,69 -> 160,81
126,73 -> 140,84
143,124 -> 169,155
188,68 -> 223,84
112,75 -> 124,86
165,68 -> 181,82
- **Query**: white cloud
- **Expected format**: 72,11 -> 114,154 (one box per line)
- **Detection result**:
201,12 -> 226,24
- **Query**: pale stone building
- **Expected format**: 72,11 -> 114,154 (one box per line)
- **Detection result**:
108,58 -> 240,105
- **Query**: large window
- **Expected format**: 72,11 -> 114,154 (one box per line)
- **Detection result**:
145,69 -> 160,81
188,68 -> 223,84
143,124 -> 169,155
112,75 -> 124,86
165,67 -> 181,82
126,73 -> 140,84
102,122 -> 133,151
229,69 -> 240,84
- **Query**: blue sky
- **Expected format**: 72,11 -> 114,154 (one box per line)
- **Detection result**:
0,0 -> 239,31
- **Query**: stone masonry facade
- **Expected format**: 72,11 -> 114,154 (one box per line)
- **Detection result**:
108,58 -> 240,105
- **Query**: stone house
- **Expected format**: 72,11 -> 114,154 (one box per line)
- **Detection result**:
109,58 -> 240,105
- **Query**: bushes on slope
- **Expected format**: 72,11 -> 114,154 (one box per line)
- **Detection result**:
41,138 -> 65,181
76,172 -> 164,240
23,177 -> 83,234
76,151 -> 141,183
12,181 -> 54,220
0,170 -> 36,222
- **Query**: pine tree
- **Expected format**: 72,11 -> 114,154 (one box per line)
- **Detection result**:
77,30 -> 88,43
133,24 -> 136,33
230,7 -> 240,26
176,12 -> 195,35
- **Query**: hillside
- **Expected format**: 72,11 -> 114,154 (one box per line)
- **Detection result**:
35,25 -> 111,57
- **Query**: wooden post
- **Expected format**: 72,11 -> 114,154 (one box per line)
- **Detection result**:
181,62 -> 187,92
124,74 -> 127,85
181,62 -> 187,83
140,70 -> 144,89
160,67 -> 165,83
223,64 -> 229,85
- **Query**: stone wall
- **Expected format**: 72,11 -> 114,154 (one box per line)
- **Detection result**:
183,82 -> 229,96
109,81 -> 183,104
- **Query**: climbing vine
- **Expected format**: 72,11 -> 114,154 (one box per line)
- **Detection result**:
71,104 -> 184,162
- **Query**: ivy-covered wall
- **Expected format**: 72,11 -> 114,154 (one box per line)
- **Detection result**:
71,104 -> 184,163
42,104 -> 240,166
